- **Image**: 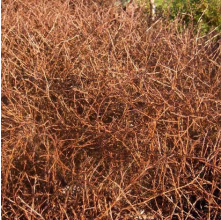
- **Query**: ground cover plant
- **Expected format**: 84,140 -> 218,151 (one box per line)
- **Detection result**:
1,0 -> 221,219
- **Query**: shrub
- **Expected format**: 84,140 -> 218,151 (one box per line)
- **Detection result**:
1,0 -> 220,219
166,0 -> 221,33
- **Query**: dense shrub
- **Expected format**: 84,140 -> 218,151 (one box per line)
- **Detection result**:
1,0 -> 220,219
156,0 -> 221,33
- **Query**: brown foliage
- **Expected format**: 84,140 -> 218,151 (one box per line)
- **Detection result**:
1,0 -> 221,219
